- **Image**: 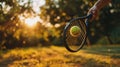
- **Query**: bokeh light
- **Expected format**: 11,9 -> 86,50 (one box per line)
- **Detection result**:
24,17 -> 39,27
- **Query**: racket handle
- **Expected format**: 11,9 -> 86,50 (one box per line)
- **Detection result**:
87,13 -> 92,19
86,14 -> 92,26
85,19 -> 89,26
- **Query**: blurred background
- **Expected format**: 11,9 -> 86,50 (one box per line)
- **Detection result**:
0,0 -> 120,49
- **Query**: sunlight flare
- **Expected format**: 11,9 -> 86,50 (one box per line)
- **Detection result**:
19,15 -> 41,28
25,17 -> 38,27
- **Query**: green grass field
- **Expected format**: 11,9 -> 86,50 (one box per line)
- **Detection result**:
0,45 -> 120,67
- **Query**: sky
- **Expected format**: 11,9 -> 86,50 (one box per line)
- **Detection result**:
18,0 -> 46,27
19,0 -> 58,28
32,0 -> 45,13
19,0 -> 45,14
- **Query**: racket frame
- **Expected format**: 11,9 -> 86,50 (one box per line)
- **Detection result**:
63,14 -> 92,52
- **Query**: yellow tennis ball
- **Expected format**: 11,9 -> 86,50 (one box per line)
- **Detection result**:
70,26 -> 81,37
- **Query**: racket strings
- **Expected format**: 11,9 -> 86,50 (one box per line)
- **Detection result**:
66,21 -> 79,45
65,19 -> 87,50
66,25 -> 78,45
76,20 -> 86,41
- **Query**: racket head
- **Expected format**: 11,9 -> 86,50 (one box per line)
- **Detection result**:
63,18 -> 87,52
63,14 -> 92,52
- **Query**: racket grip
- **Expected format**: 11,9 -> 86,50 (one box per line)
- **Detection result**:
85,19 -> 89,26
87,13 -> 92,19
86,14 -> 92,26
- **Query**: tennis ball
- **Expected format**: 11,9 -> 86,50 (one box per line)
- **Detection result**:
70,26 -> 81,37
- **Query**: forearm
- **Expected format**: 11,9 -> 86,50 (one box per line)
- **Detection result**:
93,0 -> 111,10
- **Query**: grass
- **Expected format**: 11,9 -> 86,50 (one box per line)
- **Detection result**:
0,45 -> 120,67
83,45 -> 120,58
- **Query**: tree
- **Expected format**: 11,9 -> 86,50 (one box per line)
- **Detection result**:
0,0 -> 37,49
40,0 -> 120,44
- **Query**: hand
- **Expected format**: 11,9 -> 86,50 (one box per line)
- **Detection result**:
88,6 -> 100,21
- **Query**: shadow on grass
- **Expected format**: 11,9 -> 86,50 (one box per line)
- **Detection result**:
82,45 -> 120,59
63,53 -> 111,67
0,56 -> 17,67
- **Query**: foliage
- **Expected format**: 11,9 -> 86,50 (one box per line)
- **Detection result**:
0,0 -> 32,48
0,0 -> 120,49
94,0 -> 120,44
40,0 -> 120,44
110,27 -> 120,44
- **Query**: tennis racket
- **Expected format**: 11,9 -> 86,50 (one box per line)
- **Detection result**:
63,14 -> 92,52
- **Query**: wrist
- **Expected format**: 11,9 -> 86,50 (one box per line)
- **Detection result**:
94,0 -> 111,10
92,5 -> 100,12
93,1 -> 102,10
